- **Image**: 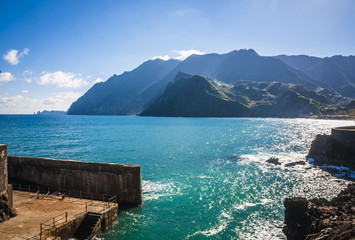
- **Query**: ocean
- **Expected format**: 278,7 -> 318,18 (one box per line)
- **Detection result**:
0,115 -> 353,239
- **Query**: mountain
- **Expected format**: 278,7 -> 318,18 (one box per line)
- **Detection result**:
141,73 -> 339,118
67,59 -> 180,115
275,55 -> 355,98
68,49 -> 354,117
68,49 -> 322,115
140,73 -> 249,117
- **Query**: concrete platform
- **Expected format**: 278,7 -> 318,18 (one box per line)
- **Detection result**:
0,190 -> 108,239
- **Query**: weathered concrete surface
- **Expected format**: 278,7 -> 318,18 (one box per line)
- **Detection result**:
0,191 -> 91,240
8,156 -> 142,205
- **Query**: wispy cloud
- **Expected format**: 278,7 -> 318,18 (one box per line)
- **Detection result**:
23,70 -> 33,75
0,95 -> 24,107
22,90 -> 29,94
0,72 -> 15,85
3,48 -> 30,65
152,55 -> 171,61
173,49 -> 205,60
0,91 -> 81,113
93,77 -> 104,84
172,8 -> 197,17
38,71 -> 89,88
152,50 -> 205,61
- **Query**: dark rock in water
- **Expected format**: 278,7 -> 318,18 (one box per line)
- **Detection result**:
284,161 -> 306,167
307,134 -> 355,171
0,193 -> 16,222
266,157 -> 281,165
283,183 -> 355,240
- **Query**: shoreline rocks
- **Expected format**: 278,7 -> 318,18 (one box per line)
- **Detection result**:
283,183 -> 355,240
307,133 -> 355,172
0,193 -> 16,223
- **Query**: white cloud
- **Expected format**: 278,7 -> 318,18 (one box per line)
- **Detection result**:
0,95 -> 24,106
0,72 -> 15,84
173,49 -> 205,60
3,48 -> 30,65
25,77 -> 33,83
152,55 -> 171,61
38,71 -> 89,88
151,50 -> 204,62
22,90 -> 29,94
93,77 -> 104,84
23,70 -> 33,75
0,91 -> 82,114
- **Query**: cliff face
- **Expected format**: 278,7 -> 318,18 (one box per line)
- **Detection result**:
307,134 -> 355,171
283,183 -> 355,240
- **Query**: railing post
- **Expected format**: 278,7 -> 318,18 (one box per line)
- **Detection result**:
65,212 -> 68,222
80,191 -> 81,199
53,217 -> 55,228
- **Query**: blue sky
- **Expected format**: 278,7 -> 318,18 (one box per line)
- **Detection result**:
1,0 -> 355,113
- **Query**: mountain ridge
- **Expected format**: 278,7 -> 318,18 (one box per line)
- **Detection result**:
68,49 -> 354,117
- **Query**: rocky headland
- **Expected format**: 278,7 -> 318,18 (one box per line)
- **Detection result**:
307,126 -> 355,173
283,183 -> 355,240
283,126 -> 355,240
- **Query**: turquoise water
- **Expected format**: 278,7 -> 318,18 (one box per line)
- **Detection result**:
0,115 -> 353,239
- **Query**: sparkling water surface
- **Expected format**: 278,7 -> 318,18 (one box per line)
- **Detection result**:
0,115 -> 353,239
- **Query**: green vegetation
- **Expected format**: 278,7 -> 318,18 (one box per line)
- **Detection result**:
141,73 -> 351,118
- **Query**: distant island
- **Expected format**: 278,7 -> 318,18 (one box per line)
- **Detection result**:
35,110 -> 67,115
67,49 -> 355,118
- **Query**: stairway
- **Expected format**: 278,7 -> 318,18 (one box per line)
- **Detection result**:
73,212 -> 102,240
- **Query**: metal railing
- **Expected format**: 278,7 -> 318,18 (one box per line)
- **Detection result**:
11,183 -> 119,239
40,212 -> 68,240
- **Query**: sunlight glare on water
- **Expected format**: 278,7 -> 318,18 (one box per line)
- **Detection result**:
0,115 -> 353,239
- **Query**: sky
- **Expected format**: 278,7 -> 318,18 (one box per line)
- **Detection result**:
1,0 -> 355,114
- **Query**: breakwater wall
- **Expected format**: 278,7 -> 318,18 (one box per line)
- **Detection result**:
8,155 -> 142,206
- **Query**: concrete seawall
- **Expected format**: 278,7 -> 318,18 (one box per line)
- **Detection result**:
8,156 -> 142,206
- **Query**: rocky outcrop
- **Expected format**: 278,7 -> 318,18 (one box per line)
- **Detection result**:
0,193 -> 16,222
266,157 -> 281,165
283,183 -> 355,240
307,134 -> 355,171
